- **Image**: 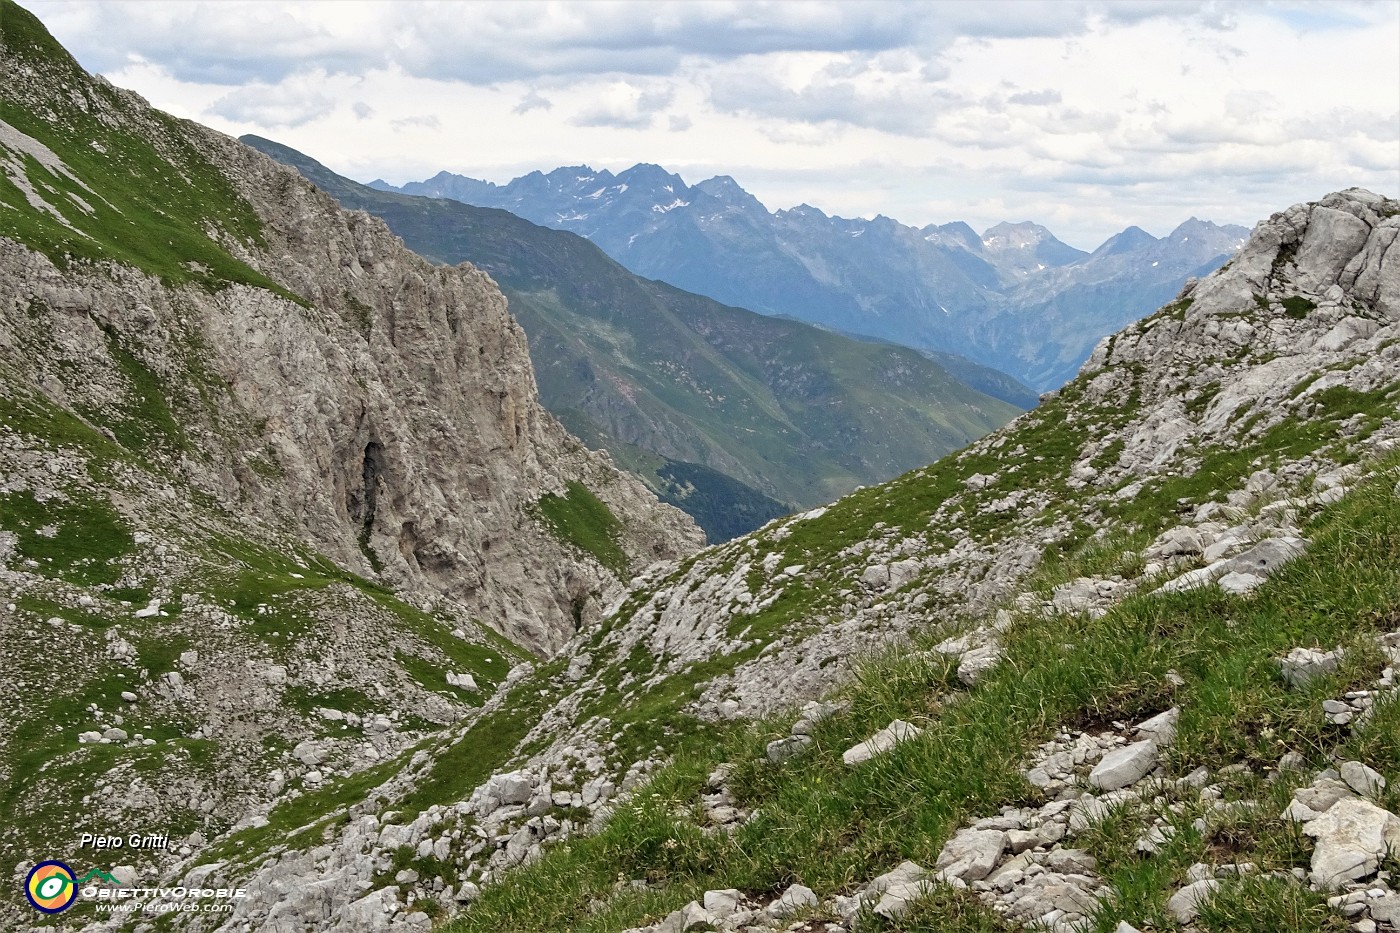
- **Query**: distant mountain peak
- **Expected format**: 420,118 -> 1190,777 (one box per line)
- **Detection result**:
980,221 -> 1088,272
1167,216 -> 1250,242
693,175 -> 766,211
616,163 -> 683,186
370,159 -> 1244,389
1093,225 -> 1159,257
981,220 -> 1053,242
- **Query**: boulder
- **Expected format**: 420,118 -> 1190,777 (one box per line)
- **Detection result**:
1166,879 -> 1219,922
446,672 -> 480,692
1303,797 -> 1400,888
864,860 -> 929,900
933,828 -> 1006,881
766,735 -> 812,763
861,564 -> 891,589
1146,526 -> 1204,559
1133,707 -> 1179,744
657,901 -> 712,933
1277,647 -> 1340,688
874,880 -> 934,920
764,883 -> 816,919
702,889 -> 741,918
957,644 -> 1003,685
1089,740 -> 1157,790
491,771 -> 535,806
1340,761 -> 1386,798
1369,895 -> 1400,925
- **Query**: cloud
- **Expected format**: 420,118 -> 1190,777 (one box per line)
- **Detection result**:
390,114 -> 441,131
708,54 -> 964,137
571,82 -> 674,129
39,0 -> 1229,89
1007,89 -> 1062,106
29,0 -> 1398,250
41,0 -> 385,84
514,90 -> 553,114
208,81 -> 335,128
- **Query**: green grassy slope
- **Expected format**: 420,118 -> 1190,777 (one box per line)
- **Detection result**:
0,1 -> 297,301
556,408 -> 790,543
242,136 -> 1023,519
447,464 -> 1400,933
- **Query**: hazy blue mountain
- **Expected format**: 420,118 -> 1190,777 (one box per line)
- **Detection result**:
377,166 -> 1249,389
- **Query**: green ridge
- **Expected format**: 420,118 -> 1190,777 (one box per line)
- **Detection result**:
0,1 -> 298,300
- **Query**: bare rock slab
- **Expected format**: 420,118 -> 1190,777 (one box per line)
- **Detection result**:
1088,740 -> 1158,790
1303,797 -> 1400,888
842,720 -> 923,766
933,827 -> 1006,882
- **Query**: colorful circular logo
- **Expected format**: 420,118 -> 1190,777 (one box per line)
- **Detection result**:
25,861 -> 77,913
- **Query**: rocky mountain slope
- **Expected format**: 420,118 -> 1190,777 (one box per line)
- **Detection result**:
252,137 -> 1022,530
132,186 -> 1400,933
373,165 -> 1248,390
0,3 -> 701,924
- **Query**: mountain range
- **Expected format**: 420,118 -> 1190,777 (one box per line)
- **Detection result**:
373,165 -> 1249,390
4,4 -> 1400,933
251,137 -> 1024,538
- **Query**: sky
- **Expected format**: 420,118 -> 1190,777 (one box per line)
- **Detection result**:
27,0 -> 1400,249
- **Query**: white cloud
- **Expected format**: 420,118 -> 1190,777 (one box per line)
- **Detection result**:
513,90 -> 553,114
27,0 -> 1399,247
209,79 -> 336,128
571,82 -> 673,129
390,114 -> 441,131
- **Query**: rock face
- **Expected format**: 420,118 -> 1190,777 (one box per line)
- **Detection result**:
0,5 -> 700,912
0,16 -> 701,657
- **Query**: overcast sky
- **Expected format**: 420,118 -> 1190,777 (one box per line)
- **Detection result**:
28,0 -> 1400,248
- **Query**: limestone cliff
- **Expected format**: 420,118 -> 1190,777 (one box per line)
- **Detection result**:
0,6 -> 699,921
0,3 -> 701,657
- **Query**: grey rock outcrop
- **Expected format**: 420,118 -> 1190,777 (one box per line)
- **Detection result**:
842,720 -> 923,767
1304,798 -> 1400,889
0,69 -> 701,658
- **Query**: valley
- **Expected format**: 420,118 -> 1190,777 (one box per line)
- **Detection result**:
374,166 -> 1248,391
249,136 -> 1023,538
0,4 -> 1397,933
